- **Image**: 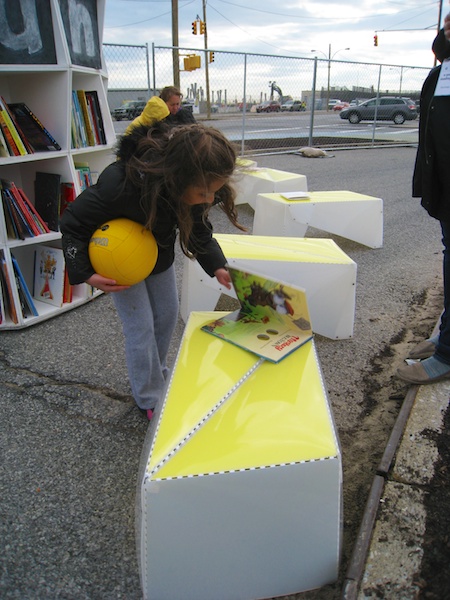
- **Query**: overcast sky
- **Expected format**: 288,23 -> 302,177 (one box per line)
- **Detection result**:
103,0 -> 445,69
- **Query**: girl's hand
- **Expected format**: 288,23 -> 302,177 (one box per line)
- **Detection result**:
86,273 -> 130,293
214,267 -> 232,290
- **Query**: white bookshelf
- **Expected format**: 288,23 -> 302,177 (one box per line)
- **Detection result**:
0,0 -> 115,329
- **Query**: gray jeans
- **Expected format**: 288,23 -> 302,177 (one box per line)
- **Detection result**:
112,266 -> 179,410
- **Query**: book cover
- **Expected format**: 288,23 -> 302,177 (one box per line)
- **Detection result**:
34,172 -> 61,231
8,102 -> 61,152
201,267 -> 313,363
0,250 -> 18,324
11,255 -> 38,317
280,191 -> 311,201
33,245 -> 65,308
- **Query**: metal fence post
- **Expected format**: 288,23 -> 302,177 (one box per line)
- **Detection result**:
371,64 -> 383,146
241,53 -> 247,156
145,43 -> 151,98
308,57 -> 318,147
152,43 -> 156,96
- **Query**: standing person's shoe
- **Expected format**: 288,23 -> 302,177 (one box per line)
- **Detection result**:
397,356 -> 450,384
407,339 -> 436,360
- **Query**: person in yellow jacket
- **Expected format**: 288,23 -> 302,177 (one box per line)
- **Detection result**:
125,96 -> 169,134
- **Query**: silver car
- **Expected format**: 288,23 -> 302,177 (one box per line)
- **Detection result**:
339,97 -> 418,124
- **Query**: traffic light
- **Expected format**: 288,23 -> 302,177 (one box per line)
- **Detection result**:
374,34 -> 378,47
199,20 -> 206,35
183,55 -> 201,71
209,51 -> 215,63
192,21 -> 197,35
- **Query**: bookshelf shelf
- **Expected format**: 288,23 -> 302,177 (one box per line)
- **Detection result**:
0,0 -> 114,330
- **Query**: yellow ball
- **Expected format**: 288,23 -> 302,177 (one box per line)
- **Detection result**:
89,218 -> 158,286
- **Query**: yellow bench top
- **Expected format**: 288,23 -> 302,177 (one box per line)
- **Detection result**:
260,190 -> 382,203
146,312 -> 339,482
214,234 -> 355,265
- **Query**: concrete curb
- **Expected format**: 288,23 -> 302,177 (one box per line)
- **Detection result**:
342,371 -> 450,599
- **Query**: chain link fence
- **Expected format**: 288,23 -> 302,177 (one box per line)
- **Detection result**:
103,42 -> 430,155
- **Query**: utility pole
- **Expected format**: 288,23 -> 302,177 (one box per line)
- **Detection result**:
172,0 -> 180,88
203,0 -> 211,118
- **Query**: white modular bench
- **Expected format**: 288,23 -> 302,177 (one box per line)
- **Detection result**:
234,167 -> 308,209
180,234 -> 357,339
253,190 -> 383,248
137,311 -> 342,600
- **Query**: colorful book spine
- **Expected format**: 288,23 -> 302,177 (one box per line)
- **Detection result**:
0,249 -> 18,324
0,97 -> 28,156
0,111 -> 20,156
76,90 -> 95,146
11,255 -> 38,317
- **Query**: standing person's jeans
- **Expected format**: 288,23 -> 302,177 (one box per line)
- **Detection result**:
436,221 -> 450,365
112,265 -> 179,410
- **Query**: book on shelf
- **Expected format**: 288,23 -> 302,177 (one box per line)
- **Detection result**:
2,188 -> 30,239
60,182 -> 76,217
0,126 -> 9,157
0,269 -> 4,323
71,90 -> 88,148
1,179 -> 50,239
0,249 -> 18,324
8,102 -> 61,152
74,162 -> 98,191
76,90 -> 96,146
33,245 -> 66,308
0,96 -> 29,156
11,255 -> 38,318
85,91 -> 106,144
63,269 -> 73,303
0,111 -> 21,156
34,171 -> 61,231
201,267 -> 313,363
71,90 -> 106,149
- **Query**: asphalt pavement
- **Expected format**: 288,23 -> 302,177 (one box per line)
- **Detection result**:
1,145 -> 448,599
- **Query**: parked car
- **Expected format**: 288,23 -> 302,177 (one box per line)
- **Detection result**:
256,101 -> 281,113
181,100 -> 194,113
281,100 -> 294,111
111,100 -> 146,121
327,99 -> 342,109
332,102 -> 349,112
339,96 -> 418,124
281,100 -> 306,112
349,98 -> 367,106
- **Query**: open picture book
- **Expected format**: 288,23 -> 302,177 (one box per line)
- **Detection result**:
201,267 -> 313,362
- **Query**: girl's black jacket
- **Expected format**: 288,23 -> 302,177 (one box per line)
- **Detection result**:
60,135 -> 227,285
413,28 -> 450,221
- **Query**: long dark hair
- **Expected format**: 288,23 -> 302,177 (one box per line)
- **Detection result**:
116,123 -> 245,256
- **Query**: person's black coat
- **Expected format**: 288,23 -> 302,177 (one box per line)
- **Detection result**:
60,127 -> 226,285
164,108 -> 196,126
413,28 -> 450,221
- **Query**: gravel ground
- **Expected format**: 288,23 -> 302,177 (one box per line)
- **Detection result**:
0,145 -> 447,599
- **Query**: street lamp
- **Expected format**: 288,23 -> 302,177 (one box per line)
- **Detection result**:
311,44 -> 350,110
